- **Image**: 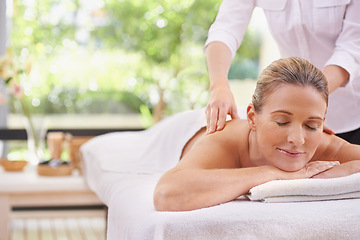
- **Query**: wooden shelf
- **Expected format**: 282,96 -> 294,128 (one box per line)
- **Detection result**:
0,168 -> 104,240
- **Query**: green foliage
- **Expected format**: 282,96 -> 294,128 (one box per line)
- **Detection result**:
9,0 -> 260,120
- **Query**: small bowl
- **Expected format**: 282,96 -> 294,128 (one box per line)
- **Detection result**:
37,159 -> 72,176
0,158 -> 28,171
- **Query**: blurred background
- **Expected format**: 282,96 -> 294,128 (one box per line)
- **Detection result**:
0,0 -> 280,159
0,1 -> 280,238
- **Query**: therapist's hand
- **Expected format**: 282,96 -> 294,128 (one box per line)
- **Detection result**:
323,124 -> 335,135
206,85 -> 240,134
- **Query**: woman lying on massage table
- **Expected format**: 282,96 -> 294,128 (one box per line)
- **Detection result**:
154,57 -> 360,211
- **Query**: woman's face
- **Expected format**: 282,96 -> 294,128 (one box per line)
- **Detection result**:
249,84 -> 327,172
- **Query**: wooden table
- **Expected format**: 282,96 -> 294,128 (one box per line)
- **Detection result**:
0,167 -> 102,240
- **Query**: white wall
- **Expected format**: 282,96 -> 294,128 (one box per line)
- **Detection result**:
250,8 -> 280,72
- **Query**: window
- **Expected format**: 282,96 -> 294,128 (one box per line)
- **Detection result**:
2,1 -> 272,160
6,0 -> 233,129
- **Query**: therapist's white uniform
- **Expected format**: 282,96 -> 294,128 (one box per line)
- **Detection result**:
205,0 -> 360,134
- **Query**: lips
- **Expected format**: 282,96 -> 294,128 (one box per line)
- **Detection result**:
277,148 -> 304,158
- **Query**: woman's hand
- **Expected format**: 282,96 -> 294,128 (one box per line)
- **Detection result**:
280,160 -> 340,180
206,85 -> 239,134
312,160 -> 360,179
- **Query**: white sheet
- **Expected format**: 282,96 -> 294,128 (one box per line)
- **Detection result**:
81,109 -> 360,240
82,109 -> 207,175
85,170 -> 360,240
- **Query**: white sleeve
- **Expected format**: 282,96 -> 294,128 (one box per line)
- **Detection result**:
205,0 -> 256,58
324,0 -> 360,85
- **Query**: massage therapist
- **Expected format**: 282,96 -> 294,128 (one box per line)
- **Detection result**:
204,0 -> 360,145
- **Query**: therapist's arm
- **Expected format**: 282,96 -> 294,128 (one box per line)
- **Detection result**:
322,65 -> 350,93
319,65 -> 350,135
205,41 -> 240,134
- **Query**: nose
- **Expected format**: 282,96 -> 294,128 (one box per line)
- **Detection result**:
287,125 -> 305,146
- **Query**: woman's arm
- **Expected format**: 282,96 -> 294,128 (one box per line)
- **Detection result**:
155,165 -> 280,211
312,160 -> 360,179
154,150 -> 337,211
154,122 -> 338,211
311,133 -> 360,178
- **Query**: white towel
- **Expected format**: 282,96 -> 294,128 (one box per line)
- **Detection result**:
81,107 -> 247,175
81,109 -> 207,174
247,172 -> 360,203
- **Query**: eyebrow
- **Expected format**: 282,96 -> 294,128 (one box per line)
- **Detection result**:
270,110 -> 324,120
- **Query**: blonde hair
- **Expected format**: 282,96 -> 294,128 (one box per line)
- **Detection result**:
252,57 -> 328,112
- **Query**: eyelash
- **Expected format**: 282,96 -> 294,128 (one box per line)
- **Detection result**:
276,122 -> 289,126
276,122 -> 318,131
306,125 -> 317,131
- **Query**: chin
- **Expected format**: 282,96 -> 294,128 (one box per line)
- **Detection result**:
272,157 -> 307,172
272,152 -> 311,172
278,165 -> 303,172
276,160 -> 308,172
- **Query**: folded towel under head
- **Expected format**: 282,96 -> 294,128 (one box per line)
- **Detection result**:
246,172 -> 360,203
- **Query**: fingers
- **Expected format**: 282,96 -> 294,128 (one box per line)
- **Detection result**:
304,161 -> 340,178
230,106 -> 240,120
323,124 -> 335,135
205,103 -> 231,134
205,92 -> 239,134
205,105 -> 211,133
216,108 -> 228,131
215,106 -> 240,132
206,107 -> 219,134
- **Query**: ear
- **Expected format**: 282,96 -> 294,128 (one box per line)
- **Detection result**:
247,104 -> 257,131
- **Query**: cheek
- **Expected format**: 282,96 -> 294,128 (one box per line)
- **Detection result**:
306,132 -> 322,152
258,125 -> 285,145
257,126 -> 285,154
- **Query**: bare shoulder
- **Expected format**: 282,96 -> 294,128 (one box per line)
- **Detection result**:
222,119 -> 250,139
205,119 -> 249,147
178,119 -> 250,169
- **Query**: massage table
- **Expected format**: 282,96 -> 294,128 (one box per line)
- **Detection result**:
80,109 -> 360,240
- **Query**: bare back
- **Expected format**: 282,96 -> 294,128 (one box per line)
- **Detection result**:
179,119 -> 252,169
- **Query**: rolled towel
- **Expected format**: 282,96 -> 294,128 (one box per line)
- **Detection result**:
246,172 -> 360,203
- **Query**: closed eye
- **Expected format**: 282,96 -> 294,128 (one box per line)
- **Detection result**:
276,122 -> 289,126
305,125 -> 318,131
